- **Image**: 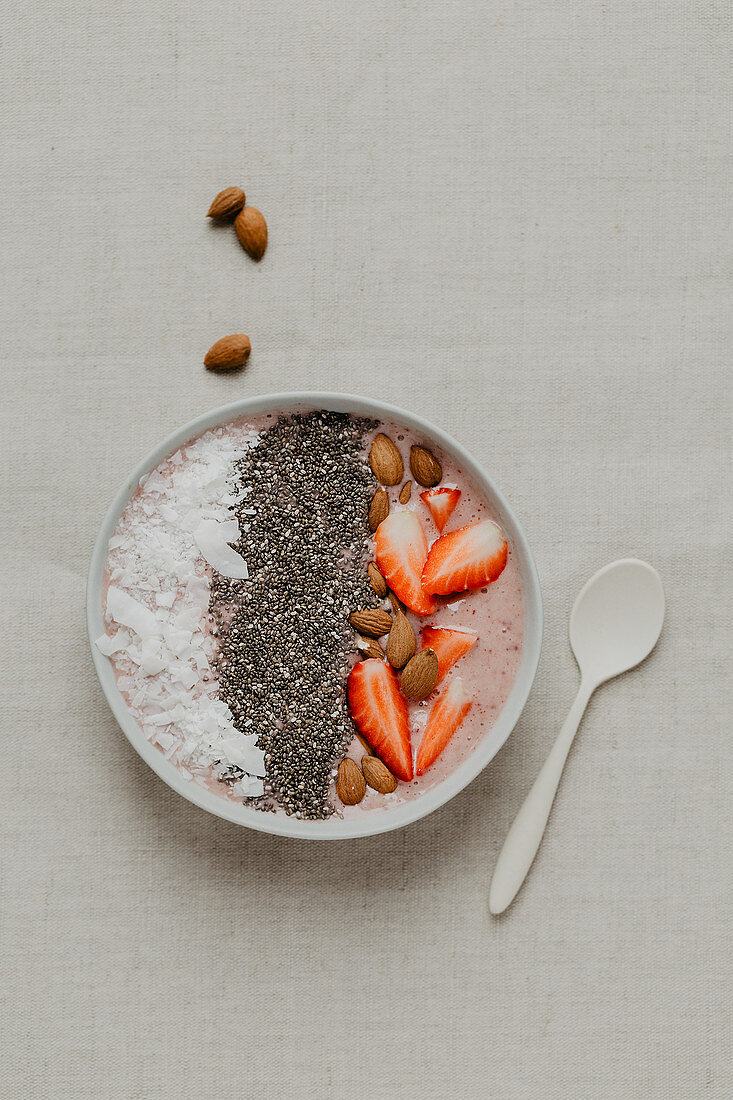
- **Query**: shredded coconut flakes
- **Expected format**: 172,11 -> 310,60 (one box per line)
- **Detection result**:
97,425 -> 266,795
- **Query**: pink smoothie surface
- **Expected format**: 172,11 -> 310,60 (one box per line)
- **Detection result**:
338,420 -> 524,818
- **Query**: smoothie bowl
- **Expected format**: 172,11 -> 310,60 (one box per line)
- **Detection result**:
88,394 -> 542,839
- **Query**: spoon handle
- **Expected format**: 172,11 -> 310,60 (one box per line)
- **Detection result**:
489,680 -> 594,915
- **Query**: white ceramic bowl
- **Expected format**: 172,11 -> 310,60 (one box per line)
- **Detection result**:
88,392 -> 542,839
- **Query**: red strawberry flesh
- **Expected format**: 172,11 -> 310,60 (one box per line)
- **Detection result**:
420,626 -> 478,682
375,510 -> 437,615
421,519 -> 508,595
347,659 -> 413,781
420,487 -> 461,533
415,677 -> 473,776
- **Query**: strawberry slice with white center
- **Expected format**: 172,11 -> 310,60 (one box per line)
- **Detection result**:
421,519 -> 508,595
375,510 -> 437,615
420,487 -> 461,533
415,677 -> 473,776
421,626 -> 478,682
347,659 -> 413,781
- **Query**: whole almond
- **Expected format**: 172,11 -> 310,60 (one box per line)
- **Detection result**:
369,434 -> 404,486
368,488 -> 389,532
399,481 -> 412,504
357,636 -> 384,660
361,755 -> 398,794
410,445 -> 442,487
234,206 -> 268,260
204,334 -> 252,371
367,561 -> 388,598
386,610 -> 416,669
337,758 -> 366,805
207,187 -> 246,220
349,609 -> 393,638
400,648 -> 439,700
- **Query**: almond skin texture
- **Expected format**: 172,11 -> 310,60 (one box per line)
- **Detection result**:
400,648 -> 439,700
204,334 -> 251,371
368,488 -> 389,532
234,206 -> 268,260
337,758 -> 366,805
367,562 -> 388,598
207,187 -> 245,220
361,755 -> 398,794
357,637 -> 385,660
369,434 -> 404,486
410,445 -> 442,487
349,609 -> 393,638
386,610 -> 416,669
388,590 -> 404,614
399,481 -> 412,504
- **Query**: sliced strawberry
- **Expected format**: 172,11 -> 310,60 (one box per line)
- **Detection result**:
420,487 -> 461,533
347,659 -> 413,781
421,519 -> 508,595
421,626 -> 478,682
375,510 -> 437,616
415,677 -> 473,776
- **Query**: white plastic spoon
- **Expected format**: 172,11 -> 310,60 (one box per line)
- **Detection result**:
489,559 -> 665,916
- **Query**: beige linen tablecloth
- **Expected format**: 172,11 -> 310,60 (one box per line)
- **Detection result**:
2,2 -> 730,1097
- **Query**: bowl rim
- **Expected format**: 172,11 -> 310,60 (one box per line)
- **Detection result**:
87,391 -> 542,839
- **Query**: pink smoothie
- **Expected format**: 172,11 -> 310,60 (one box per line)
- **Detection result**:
338,420 -> 523,818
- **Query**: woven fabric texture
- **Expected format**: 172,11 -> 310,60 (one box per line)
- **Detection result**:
1,2 -> 730,1097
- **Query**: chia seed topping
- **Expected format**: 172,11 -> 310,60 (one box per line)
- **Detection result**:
210,410 -> 379,819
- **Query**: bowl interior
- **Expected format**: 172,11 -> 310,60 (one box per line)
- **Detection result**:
87,392 -> 542,839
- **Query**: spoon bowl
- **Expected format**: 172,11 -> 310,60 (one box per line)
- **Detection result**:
571,559 -> 666,687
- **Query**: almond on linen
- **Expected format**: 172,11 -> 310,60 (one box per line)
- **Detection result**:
368,488 -> 389,532
337,758 -> 366,805
399,481 -> 412,504
410,445 -> 442,487
369,433 -> 404,486
349,609 -> 393,638
400,648 -> 439,700
367,561 -> 388,598
207,187 -> 246,220
361,755 -> 398,794
204,334 -> 252,371
234,206 -> 268,260
386,610 -> 416,669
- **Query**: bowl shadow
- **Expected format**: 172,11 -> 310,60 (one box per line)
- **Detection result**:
110,693 -> 538,912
